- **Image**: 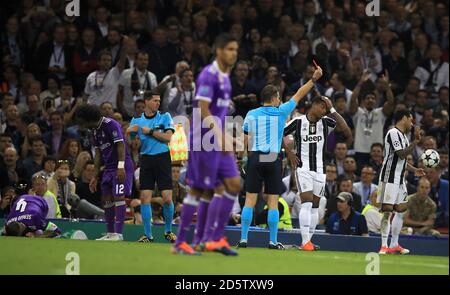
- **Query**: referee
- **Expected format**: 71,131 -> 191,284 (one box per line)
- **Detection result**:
127,90 -> 177,243
238,66 -> 323,249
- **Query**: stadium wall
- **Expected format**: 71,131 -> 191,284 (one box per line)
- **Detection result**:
0,219 -> 447,257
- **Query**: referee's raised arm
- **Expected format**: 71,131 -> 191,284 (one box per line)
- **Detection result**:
291,66 -> 323,104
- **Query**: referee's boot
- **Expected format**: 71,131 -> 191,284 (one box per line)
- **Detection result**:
164,231 -> 177,243
268,242 -> 285,250
236,240 -> 248,249
137,235 -> 154,243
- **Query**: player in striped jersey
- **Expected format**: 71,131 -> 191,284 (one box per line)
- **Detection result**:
284,96 -> 352,251
378,109 -> 425,254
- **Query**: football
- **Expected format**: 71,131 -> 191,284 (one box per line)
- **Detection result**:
420,149 -> 440,168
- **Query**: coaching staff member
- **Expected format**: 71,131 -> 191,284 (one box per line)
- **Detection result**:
237,65 -> 323,249
127,90 -> 177,243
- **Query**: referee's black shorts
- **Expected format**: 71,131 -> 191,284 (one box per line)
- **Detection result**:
140,152 -> 173,191
245,152 -> 283,195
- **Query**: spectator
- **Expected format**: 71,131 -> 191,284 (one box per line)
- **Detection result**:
0,93 -> 16,124
72,27 -> 99,95
326,175 -> 363,220
231,61 -> 259,118
104,27 -> 123,67
91,6 -> 110,38
326,192 -> 369,236
331,93 -> 354,147
0,67 -> 21,103
404,178 -> 440,236
343,156 -> 359,182
426,166 -> 449,228
407,32 -> 429,72
23,94 -> 42,122
47,159 -> 76,218
133,99 -> 145,118
359,32 -> 383,81
98,102 -> 113,119
382,39 -> 409,94
350,71 -> 394,169
0,186 -> 16,218
0,16 -> 24,68
414,43 -> 449,96
324,163 -> 338,201
129,134 -> 141,169
72,151 -> 92,181
435,86 -> 449,115
369,142 -> 384,183
311,21 -> 338,55
179,34 -> 204,76
330,142 -> 347,176
75,160 -> 101,208
58,138 -> 81,171
42,111 -> 77,155
54,80 -> 75,115
146,26 -> 178,82
396,77 -> 420,108
353,166 -> 378,206
22,136 -> 46,178
159,61 -> 190,111
33,156 -> 56,180
166,68 -> 196,117
118,51 -> 158,119
39,76 -> 60,101
29,174 -> 61,219
35,24 -> 72,83
0,133 -> 13,162
325,72 -> 352,111
0,147 -> 29,190
438,148 -> 449,180
84,46 -> 127,109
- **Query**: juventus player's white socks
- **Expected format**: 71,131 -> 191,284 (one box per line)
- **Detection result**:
310,208 -> 319,239
390,212 -> 404,248
299,202 -> 312,246
380,212 -> 392,247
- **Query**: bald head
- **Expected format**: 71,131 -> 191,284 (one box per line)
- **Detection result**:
3,147 -> 18,167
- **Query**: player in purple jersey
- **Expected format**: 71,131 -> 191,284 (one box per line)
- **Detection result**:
3,195 -> 61,237
74,104 -> 134,241
173,34 -> 241,256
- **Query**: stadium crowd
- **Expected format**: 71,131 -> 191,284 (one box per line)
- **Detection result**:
0,0 -> 448,236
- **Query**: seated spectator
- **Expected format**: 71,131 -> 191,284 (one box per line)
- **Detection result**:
72,151 -> 92,181
324,164 -> 338,201
42,111 -> 77,155
281,172 -> 301,219
54,80 -> 75,114
438,148 -> 449,180
332,93 -> 354,147
329,142 -> 347,176
343,156 -> 360,182
369,143 -> 384,183
47,159 -> 76,218
23,94 -> 43,122
0,133 -> 13,164
353,166 -> 378,206
0,147 -> 29,190
326,175 -> 363,219
20,122 -> 42,159
0,93 -> 16,125
58,138 -> 81,171
326,192 -> 369,236
72,27 -> 99,95
33,156 -> 56,180
427,166 -> 449,228
39,75 -> 60,101
29,174 -> 61,219
22,136 -> 47,177
75,160 -> 101,208
404,178 -> 440,236
0,186 -> 16,218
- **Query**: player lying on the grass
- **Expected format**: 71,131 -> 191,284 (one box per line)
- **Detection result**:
173,33 -> 241,256
237,65 -> 324,250
283,95 -> 352,251
126,91 -> 177,244
74,104 -> 134,241
3,194 -> 61,238
377,109 -> 425,255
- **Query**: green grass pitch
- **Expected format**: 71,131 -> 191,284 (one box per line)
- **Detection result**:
0,237 -> 447,275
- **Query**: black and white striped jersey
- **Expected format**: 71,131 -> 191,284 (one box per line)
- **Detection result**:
380,127 -> 409,185
284,114 -> 336,173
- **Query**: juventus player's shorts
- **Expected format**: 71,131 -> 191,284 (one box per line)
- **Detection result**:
377,182 -> 408,205
295,168 -> 326,197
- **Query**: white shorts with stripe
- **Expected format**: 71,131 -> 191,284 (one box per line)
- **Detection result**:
295,168 -> 326,197
377,182 -> 408,205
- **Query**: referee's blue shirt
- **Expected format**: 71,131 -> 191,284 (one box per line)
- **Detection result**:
243,98 -> 296,153
130,112 -> 175,155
